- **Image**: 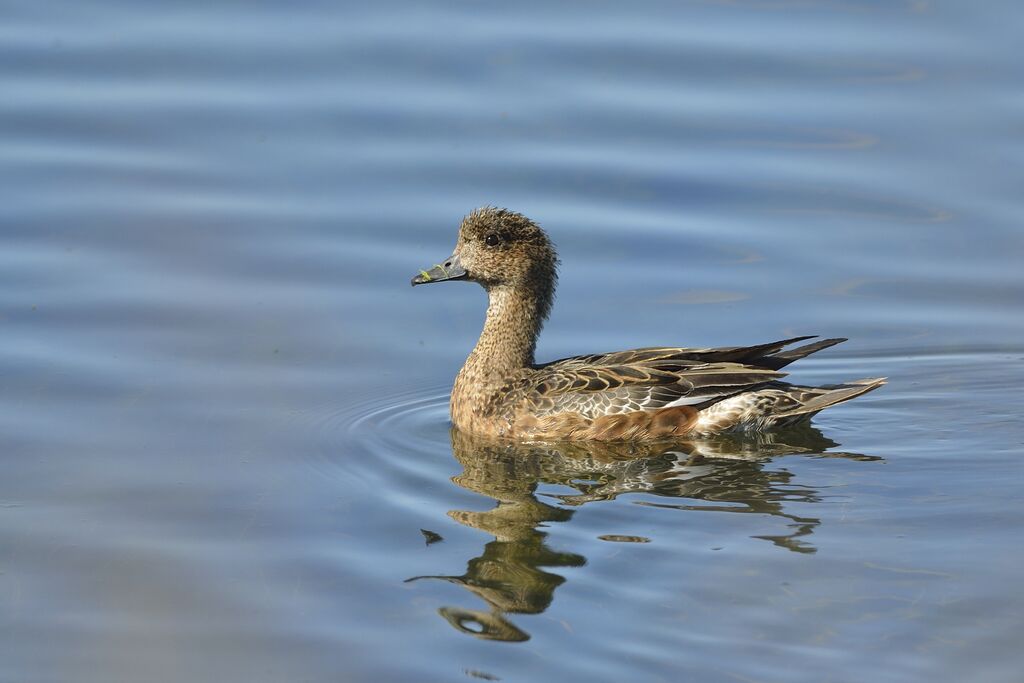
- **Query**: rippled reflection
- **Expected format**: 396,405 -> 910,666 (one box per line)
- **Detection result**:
409,427 -> 880,641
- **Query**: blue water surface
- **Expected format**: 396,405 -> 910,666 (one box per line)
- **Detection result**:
2,1 -> 1023,682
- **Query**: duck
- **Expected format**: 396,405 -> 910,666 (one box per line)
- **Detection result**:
412,207 -> 884,441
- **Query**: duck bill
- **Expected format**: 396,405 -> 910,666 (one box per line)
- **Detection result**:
411,254 -> 468,286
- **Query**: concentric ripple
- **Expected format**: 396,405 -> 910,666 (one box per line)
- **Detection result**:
299,383 -> 455,501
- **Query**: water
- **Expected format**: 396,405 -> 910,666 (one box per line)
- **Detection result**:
2,1 -> 1023,681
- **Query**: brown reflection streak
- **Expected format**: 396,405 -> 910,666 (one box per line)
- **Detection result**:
725,128 -> 879,150
721,248 -> 765,265
408,427 -> 879,641
765,203 -> 952,224
689,0 -> 930,13
659,289 -> 750,305
841,65 -> 926,84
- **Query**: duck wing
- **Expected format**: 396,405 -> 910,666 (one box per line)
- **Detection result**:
542,335 -> 846,371
518,357 -> 786,420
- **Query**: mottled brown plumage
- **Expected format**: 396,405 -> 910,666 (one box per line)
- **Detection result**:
412,207 -> 885,441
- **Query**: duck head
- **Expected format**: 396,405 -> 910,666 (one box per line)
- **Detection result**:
411,207 -> 558,294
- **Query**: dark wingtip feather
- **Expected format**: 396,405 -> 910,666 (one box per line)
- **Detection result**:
765,337 -> 847,369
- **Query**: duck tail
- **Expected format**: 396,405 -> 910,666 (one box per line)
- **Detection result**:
772,377 -> 887,422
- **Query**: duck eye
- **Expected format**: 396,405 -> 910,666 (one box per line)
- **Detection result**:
484,233 -> 501,247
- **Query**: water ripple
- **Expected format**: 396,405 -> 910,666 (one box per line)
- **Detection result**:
298,385 -> 452,492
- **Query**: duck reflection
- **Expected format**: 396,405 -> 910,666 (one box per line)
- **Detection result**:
407,426 -> 879,642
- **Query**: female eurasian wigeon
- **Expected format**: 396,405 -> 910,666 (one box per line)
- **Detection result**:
412,207 -> 884,441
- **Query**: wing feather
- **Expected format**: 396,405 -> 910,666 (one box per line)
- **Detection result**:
540,336 -> 819,370
502,337 -> 848,421
521,358 -> 786,420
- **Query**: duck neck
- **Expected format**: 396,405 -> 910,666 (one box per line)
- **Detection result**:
461,283 -> 551,384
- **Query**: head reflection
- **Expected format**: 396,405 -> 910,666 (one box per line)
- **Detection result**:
407,426 -> 879,641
